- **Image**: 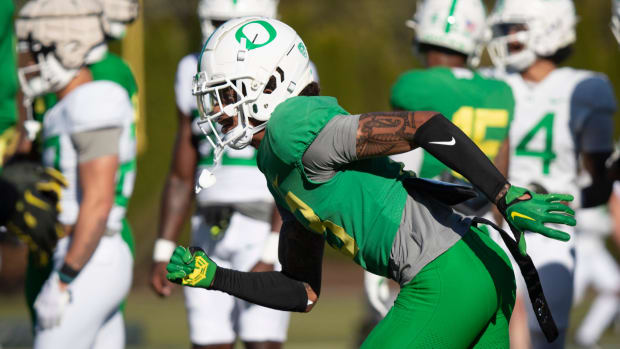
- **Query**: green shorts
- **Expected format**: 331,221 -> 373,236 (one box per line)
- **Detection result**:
362,226 -> 516,348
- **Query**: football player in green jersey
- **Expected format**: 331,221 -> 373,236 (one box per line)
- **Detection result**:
364,0 -> 516,328
392,0 -> 514,197
166,17 -> 576,348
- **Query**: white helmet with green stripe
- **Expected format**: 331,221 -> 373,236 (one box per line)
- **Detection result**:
407,0 -> 487,66
198,0 -> 279,40
193,17 -> 315,164
487,0 -> 577,71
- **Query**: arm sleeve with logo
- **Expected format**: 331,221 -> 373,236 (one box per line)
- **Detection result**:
412,114 -> 508,203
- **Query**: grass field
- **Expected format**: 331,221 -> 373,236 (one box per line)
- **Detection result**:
2,284 -> 620,349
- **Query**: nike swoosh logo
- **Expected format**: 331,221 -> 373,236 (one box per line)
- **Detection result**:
511,211 -> 535,221
429,137 -> 455,146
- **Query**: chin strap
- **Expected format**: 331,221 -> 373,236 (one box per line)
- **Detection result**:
471,216 -> 559,343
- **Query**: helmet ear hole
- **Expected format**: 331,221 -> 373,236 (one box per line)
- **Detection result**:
264,75 -> 277,94
253,104 -> 258,113
275,67 -> 285,82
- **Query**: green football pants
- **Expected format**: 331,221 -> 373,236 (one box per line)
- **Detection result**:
362,226 -> 516,348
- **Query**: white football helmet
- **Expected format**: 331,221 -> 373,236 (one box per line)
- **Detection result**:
612,0 -> 620,45
193,17 -> 315,164
487,0 -> 577,72
99,0 -> 139,39
198,0 -> 279,40
16,0 -> 106,98
407,0 -> 487,67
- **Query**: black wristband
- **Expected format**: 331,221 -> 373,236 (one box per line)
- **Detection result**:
212,267 -> 309,312
413,114 -> 509,203
58,263 -> 81,284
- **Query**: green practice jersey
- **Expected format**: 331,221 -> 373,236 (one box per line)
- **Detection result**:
0,0 -> 17,131
258,96 -> 414,276
391,67 -> 514,179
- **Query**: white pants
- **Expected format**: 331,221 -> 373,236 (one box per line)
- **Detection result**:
489,220 -> 575,349
184,211 -> 290,345
34,234 -> 133,349
573,233 -> 620,346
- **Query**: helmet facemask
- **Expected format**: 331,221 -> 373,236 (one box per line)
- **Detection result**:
193,73 -> 263,164
487,22 -> 536,72
17,40 -> 79,98
487,0 -> 577,72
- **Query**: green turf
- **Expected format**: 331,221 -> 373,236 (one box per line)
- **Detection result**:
1,287 -> 620,348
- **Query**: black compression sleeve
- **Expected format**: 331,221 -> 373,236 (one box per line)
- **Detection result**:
413,114 -> 509,203
581,152 -> 613,208
211,267 -> 309,312
0,178 -> 18,225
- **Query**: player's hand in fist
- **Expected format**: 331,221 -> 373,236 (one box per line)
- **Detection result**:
166,246 -> 217,289
497,185 -> 576,255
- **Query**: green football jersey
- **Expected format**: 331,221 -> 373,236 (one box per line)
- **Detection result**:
391,67 -> 514,179
257,96 -> 414,277
0,0 -> 17,131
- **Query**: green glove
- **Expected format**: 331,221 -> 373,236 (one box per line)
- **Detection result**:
498,186 -> 576,256
166,246 -> 217,288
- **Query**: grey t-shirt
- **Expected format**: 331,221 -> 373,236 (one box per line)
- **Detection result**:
301,115 -> 470,284
71,127 -> 121,163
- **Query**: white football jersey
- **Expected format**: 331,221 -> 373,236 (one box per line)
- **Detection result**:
175,53 -> 273,205
503,67 -> 607,205
42,81 -> 136,231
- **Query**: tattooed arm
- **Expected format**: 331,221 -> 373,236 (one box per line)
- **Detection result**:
355,111 -> 437,158
355,111 -> 509,204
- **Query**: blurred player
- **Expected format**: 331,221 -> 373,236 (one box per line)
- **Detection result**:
0,0 -> 18,164
613,0 -> 620,45
15,0 -> 137,347
572,204 -> 620,348
487,0 -> 617,347
148,1 -> 291,348
361,0 -> 515,337
166,17 -> 576,348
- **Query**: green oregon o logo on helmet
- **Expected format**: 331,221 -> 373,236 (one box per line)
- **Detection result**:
235,20 -> 277,51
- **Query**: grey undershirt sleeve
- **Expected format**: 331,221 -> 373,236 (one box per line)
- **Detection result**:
302,115 -> 360,182
71,127 -> 122,163
569,76 -> 617,153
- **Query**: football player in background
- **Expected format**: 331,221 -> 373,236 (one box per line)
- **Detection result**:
571,6 -> 620,345
612,0 -> 620,44
15,0 -> 137,347
20,0 -> 140,254
166,17 -> 576,348
572,205 -> 620,348
149,1 -> 291,348
361,0 -> 515,339
487,0 -> 617,347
